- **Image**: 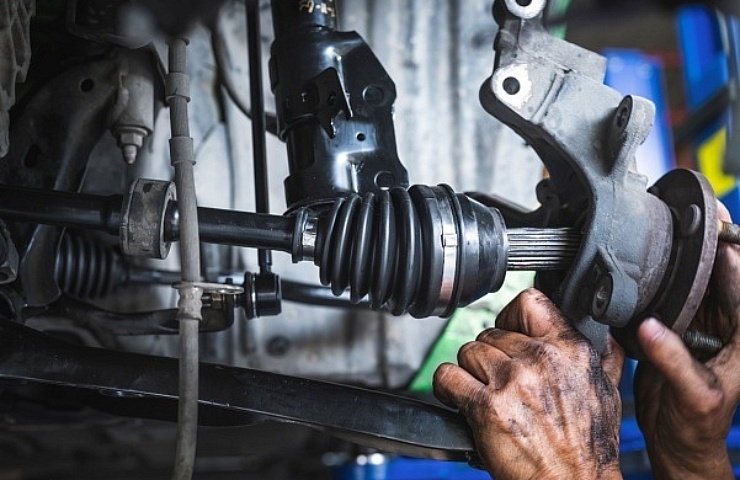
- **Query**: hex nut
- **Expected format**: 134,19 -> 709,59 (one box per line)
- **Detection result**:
118,130 -> 145,148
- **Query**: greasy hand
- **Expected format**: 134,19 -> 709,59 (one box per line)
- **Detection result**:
635,203 -> 740,480
433,289 -> 625,480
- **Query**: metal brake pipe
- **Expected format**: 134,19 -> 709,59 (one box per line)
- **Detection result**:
167,37 -> 201,480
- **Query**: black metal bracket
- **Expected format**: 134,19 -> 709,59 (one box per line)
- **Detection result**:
269,0 -> 409,209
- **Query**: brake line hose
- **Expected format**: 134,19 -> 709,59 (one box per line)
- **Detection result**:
167,37 -> 203,480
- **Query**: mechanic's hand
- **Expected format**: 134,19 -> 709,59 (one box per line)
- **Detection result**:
634,203 -> 740,480
433,289 -> 625,480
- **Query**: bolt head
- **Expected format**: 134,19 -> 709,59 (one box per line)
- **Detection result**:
363,86 -> 385,106
591,275 -> 613,319
118,131 -> 145,148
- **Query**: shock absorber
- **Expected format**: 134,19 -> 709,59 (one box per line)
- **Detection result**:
293,184 -> 579,318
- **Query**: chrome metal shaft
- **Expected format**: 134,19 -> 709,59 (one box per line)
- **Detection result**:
506,228 -> 581,271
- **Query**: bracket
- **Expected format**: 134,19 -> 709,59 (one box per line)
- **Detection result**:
481,0 -> 718,353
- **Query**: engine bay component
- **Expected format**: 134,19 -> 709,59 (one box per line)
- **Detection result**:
295,186 -> 508,317
480,0 -> 718,354
0,0 -> 729,476
0,182 -> 580,319
109,49 -> 156,165
269,0 -> 409,209
0,317 -> 477,461
55,234 -> 126,298
121,178 -> 175,259
3,55 -> 124,307
296,186 -> 581,317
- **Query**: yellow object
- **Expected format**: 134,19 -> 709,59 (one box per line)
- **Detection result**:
698,128 -> 736,197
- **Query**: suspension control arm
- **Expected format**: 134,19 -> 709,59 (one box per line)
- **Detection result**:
0,318 -> 476,462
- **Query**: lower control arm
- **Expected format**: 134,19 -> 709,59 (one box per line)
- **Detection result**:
0,317 -> 477,462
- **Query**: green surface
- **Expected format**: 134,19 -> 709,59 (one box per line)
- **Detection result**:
548,0 -> 572,38
408,272 -> 535,392
408,0 -> 571,393
549,0 -> 572,19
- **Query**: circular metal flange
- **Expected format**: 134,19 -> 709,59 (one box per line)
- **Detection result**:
615,169 -> 718,356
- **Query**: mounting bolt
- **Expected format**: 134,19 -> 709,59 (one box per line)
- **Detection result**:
115,126 -> 148,165
363,85 -> 385,106
682,331 -> 723,355
719,221 -> 740,245
591,275 -> 613,319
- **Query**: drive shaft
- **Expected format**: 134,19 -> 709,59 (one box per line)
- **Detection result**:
507,228 -> 581,271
